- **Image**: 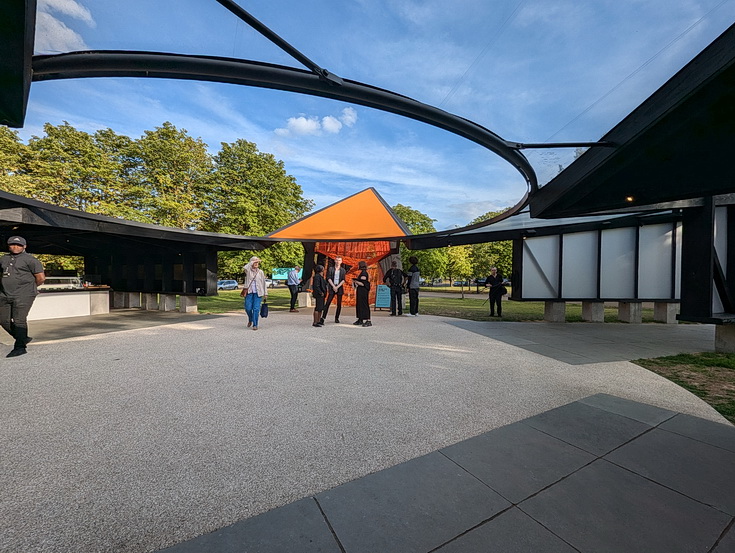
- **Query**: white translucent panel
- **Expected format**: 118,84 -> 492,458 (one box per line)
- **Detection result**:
674,222 -> 682,299
638,224 -> 674,299
522,236 -> 559,298
561,232 -> 598,298
600,228 -> 636,298
715,207 -> 727,275
713,208 -> 727,312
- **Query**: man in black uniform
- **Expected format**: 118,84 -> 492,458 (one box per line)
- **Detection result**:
383,259 -> 407,316
0,236 -> 45,357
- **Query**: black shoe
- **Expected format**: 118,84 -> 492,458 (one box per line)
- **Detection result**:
389,313 -> 396,316
335,318 -> 340,323
353,320 -> 363,325
362,321 -> 372,327
25,337 -> 33,346
6,347 -> 26,358
320,318 -> 325,325
312,323 -> 321,327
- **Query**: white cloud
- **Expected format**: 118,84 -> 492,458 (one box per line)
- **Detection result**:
275,116 -> 322,137
35,0 -> 95,53
35,11 -> 88,53
275,108 -> 358,137
39,0 -> 95,26
321,116 -> 343,134
340,107 -> 358,127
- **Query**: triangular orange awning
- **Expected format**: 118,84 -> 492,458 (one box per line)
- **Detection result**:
268,188 -> 410,240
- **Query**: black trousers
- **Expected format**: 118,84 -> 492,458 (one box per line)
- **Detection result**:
0,294 -> 35,348
390,287 -> 403,315
288,285 -> 299,309
490,293 -> 502,316
408,288 -> 419,315
322,290 -> 343,320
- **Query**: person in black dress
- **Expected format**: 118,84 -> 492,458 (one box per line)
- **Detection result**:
486,267 -> 506,317
352,260 -> 372,327
311,264 -> 328,327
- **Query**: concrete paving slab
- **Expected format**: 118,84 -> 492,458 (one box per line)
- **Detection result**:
660,413 -> 735,453
521,401 -> 652,456
714,524 -> 735,553
433,507 -> 578,553
519,459 -> 731,553
158,498 -> 341,553
579,393 -> 677,426
606,428 -> 735,515
316,452 -> 510,553
441,422 -> 595,503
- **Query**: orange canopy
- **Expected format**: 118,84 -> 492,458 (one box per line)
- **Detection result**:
268,188 -> 410,241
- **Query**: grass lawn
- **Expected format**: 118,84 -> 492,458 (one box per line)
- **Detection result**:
633,353 -> 735,424
200,289 -> 733,423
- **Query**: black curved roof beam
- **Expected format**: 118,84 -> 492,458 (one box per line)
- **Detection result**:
32,50 -> 539,214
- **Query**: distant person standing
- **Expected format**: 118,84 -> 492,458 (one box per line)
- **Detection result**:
407,255 -> 421,316
322,256 -> 347,324
287,264 -> 301,312
240,256 -> 268,330
0,236 -> 45,357
352,260 -> 372,327
383,260 -> 407,316
486,267 -> 506,317
311,264 -> 328,327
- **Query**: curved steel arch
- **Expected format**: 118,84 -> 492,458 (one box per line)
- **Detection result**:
32,50 -> 537,219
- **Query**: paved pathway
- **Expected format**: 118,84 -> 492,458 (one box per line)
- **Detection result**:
0,309 -> 731,552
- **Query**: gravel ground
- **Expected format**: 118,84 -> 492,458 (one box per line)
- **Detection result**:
0,310 -> 726,553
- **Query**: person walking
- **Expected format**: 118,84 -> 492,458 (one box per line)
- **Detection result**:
0,236 -> 45,357
287,264 -> 301,312
322,256 -> 346,324
240,256 -> 268,330
407,255 -> 421,316
486,267 -> 506,317
352,260 -> 372,327
311,264 -> 328,327
383,260 -> 407,316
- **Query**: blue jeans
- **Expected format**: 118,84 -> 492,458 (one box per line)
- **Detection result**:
244,293 -> 263,327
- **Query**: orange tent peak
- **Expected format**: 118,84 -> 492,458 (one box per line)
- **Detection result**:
268,188 -> 411,241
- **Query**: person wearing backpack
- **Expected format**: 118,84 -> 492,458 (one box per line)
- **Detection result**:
383,259 -> 407,316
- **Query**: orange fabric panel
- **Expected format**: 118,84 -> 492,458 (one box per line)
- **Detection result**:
316,241 -> 391,307
270,189 -> 408,240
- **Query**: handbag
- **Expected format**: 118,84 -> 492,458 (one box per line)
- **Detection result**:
260,300 -> 269,318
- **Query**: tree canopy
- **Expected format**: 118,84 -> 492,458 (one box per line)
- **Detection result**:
0,122 -> 313,276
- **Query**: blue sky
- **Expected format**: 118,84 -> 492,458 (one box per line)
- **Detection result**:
22,0 -> 735,230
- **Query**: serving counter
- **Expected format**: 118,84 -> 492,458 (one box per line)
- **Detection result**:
28,287 -> 110,321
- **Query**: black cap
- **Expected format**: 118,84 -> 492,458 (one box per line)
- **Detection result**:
7,236 -> 26,246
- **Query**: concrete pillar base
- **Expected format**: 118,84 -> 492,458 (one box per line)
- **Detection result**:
179,295 -> 198,313
142,293 -> 159,310
159,294 -> 177,312
715,325 -> 735,353
298,291 -> 312,308
127,292 -> 141,308
654,302 -> 679,324
544,301 -> 566,322
112,291 -> 129,308
582,301 -> 604,323
619,301 -> 642,324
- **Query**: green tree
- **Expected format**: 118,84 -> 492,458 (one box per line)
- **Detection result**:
445,244 -> 473,297
392,204 -> 447,280
204,138 -> 314,278
469,210 -> 513,279
135,122 -> 212,229
26,122 -> 120,211
0,126 -> 34,196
